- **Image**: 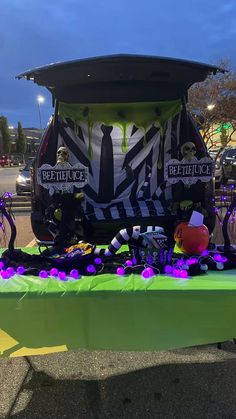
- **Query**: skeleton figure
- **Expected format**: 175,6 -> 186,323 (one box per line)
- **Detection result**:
94,226 -> 167,257
57,146 -> 69,164
181,142 -> 197,161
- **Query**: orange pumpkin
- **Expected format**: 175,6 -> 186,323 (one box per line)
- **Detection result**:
174,221 -> 209,255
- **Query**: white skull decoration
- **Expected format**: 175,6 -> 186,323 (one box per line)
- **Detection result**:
57,147 -> 69,164
181,142 -> 196,161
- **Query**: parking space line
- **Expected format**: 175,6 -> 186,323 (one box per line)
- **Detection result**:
26,238 -> 36,248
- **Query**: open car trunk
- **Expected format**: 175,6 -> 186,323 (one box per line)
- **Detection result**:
16,55 -> 223,244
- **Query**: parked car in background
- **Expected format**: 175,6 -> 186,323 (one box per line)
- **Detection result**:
0,155 -> 12,167
16,158 -> 34,195
10,156 -> 23,166
0,155 -> 23,167
209,149 -> 223,188
220,148 -> 236,183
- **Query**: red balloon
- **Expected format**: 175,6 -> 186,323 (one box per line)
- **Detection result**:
174,221 -> 209,255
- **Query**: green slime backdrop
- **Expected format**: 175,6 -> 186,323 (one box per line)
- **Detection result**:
59,100 -> 182,160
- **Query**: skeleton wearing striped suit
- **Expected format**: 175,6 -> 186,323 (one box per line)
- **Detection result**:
94,226 -> 167,257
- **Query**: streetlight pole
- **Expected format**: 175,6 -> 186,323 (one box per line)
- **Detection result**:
207,103 -> 216,146
37,95 -> 45,133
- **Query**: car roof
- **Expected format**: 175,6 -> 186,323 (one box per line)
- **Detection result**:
16,54 -> 225,103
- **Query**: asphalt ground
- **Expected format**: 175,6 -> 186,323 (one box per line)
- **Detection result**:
1,169 -> 236,418
0,167 -> 20,195
1,343 -> 236,418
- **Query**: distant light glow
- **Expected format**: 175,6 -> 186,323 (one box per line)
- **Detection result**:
207,104 -> 215,111
37,95 -> 45,104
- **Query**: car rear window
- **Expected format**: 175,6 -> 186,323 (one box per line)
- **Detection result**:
225,149 -> 236,158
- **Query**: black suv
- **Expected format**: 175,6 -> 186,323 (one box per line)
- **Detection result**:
221,148 -> 236,183
16,55 -> 221,245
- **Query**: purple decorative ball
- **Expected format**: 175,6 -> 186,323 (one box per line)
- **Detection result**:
141,269 -> 150,279
146,267 -> 154,277
69,269 -> 80,279
87,264 -> 96,274
172,268 -> 181,277
39,270 -> 48,279
164,265 -> 173,274
213,254 -> 222,262
125,259 -> 133,267
186,257 -> 198,266
58,271 -> 67,280
179,269 -> 188,278
0,261 -> 4,269
94,257 -> 102,265
116,266 -> 125,276
1,270 -> 10,280
17,266 -> 25,275
6,267 -> 15,277
50,268 -> 59,277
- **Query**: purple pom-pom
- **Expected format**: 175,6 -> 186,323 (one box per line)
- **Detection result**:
50,268 -> 59,277
17,266 -> 25,275
146,267 -> 154,277
69,269 -> 80,279
6,267 -> 15,277
0,261 -> 4,269
179,269 -> 188,278
1,270 -> 10,280
116,266 -> 125,276
125,259 -> 133,267
94,257 -> 102,265
141,269 -> 150,279
58,271 -> 67,280
87,264 -> 96,274
39,270 -> 48,279
164,265 -> 173,274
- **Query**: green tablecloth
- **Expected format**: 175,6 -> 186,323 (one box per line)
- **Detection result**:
1,248 -> 236,357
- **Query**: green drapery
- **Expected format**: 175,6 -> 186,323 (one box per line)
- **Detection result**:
58,100 -> 181,156
1,248 -> 236,357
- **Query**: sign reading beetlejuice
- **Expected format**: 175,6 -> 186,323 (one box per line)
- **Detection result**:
37,162 -> 89,195
165,156 -> 214,185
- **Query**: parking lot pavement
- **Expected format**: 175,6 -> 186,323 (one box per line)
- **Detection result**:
1,343 -> 236,418
1,214 -> 34,248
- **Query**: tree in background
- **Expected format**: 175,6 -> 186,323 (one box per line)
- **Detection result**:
0,116 -> 11,154
16,121 -> 27,155
220,127 -> 228,149
188,60 -> 236,155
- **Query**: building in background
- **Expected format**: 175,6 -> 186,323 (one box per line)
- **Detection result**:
8,127 -> 42,155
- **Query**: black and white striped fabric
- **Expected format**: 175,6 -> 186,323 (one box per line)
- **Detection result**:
57,114 -> 181,222
94,225 -> 167,257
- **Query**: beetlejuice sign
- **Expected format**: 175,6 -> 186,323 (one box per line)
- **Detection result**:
37,162 -> 89,195
165,157 -> 214,185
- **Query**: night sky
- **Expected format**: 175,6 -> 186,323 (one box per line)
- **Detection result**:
1,0 -> 236,128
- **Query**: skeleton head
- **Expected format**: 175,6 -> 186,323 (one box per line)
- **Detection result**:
181,142 -> 196,161
57,147 -> 69,164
